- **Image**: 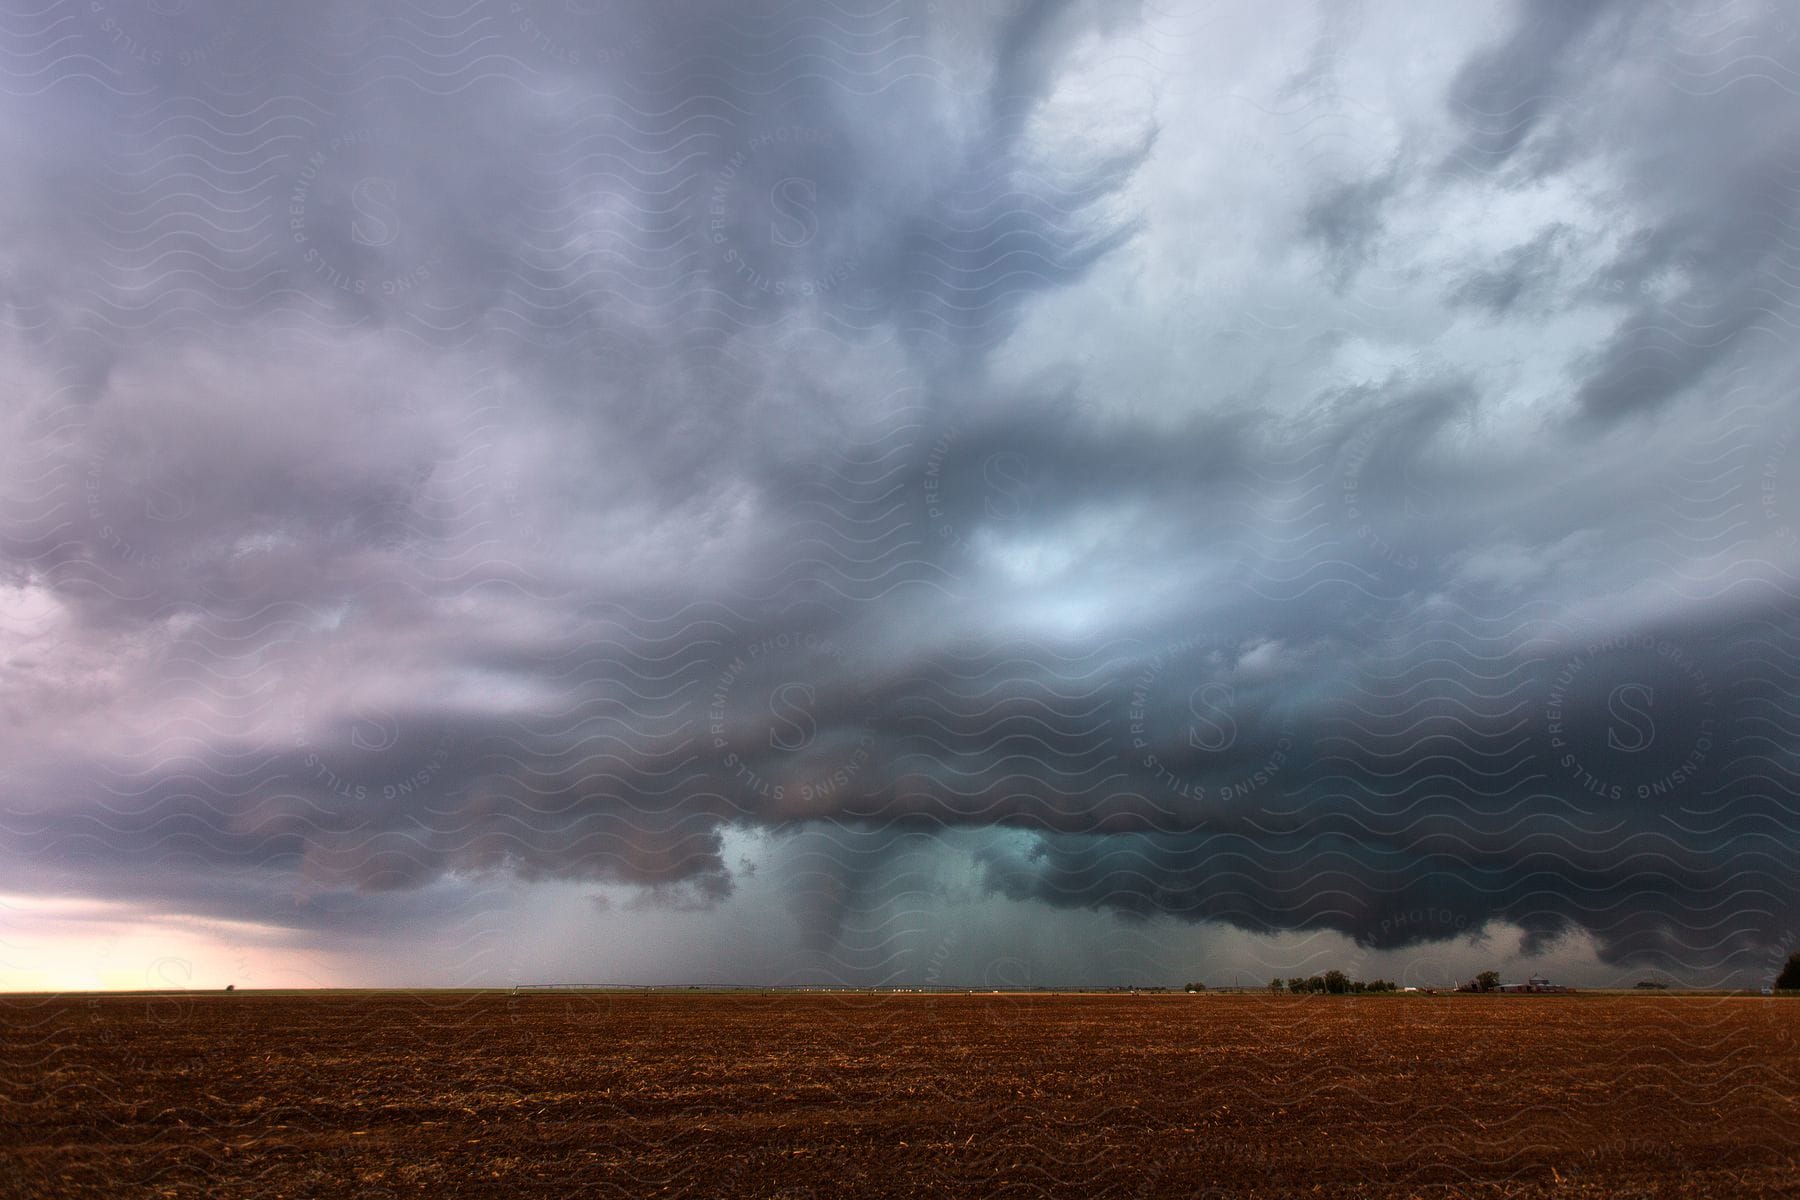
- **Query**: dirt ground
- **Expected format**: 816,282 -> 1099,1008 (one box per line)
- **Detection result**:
2,991 -> 1797,1198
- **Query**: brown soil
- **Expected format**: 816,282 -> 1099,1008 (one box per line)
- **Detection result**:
3,992 -> 1797,1198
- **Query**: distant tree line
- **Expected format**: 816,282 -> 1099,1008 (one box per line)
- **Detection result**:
1777,952 -> 1800,991
1242,953 -> 1800,994
1267,970 -> 1398,995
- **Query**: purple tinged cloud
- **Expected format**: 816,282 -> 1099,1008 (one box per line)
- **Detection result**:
2,0 -> 1799,986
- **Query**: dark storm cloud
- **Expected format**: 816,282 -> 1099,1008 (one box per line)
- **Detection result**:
1302,167 -> 1398,291
973,595 -> 1798,975
3,0 -> 1800,984
1444,0 -> 1631,174
1446,225 -> 1573,314
1434,0 -> 1800,428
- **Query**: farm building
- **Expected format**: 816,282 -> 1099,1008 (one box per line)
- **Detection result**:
1496,975 -> 1571,994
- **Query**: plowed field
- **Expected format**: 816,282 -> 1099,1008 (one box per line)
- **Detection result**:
3,992 -> 1797,1197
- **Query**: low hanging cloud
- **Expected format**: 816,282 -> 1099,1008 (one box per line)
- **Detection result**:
2,0 -> 1800,982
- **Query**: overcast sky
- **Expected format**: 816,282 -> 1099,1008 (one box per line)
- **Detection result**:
3,0 -> 1800,990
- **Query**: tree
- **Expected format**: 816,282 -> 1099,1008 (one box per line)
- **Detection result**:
1475,970 -> 1501,993
1323,969 -> 1350,995
1268,978 -> 1284,994
1776,952 -> 1800,991
1305,974 -> 1326,994
1287,977 -> 1306,994
1184,981 -> 1206,993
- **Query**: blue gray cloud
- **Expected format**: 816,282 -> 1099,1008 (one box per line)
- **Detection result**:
3,0 -> 1800,986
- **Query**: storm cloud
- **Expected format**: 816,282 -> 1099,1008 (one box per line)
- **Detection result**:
3,0 -> 1800,986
